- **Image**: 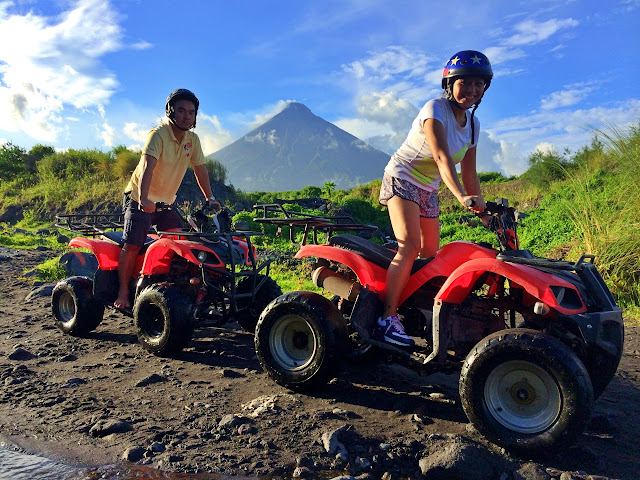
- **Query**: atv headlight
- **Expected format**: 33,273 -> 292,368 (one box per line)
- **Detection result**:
195,250 -> 209,263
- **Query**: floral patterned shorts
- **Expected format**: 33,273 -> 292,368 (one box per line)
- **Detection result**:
379,173 -> 440,218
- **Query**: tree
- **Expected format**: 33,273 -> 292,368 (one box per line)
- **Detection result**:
0,142 -> 26,179
322,181 -> 335,198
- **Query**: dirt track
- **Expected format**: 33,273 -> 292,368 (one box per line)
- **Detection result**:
0,247 -> 639,479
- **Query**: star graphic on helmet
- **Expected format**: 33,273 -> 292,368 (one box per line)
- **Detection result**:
471,55 -> 482,64
450,56 -> 460,66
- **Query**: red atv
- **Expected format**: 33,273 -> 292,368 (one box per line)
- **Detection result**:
52,204 -> 282,356
254,198 -> 624,455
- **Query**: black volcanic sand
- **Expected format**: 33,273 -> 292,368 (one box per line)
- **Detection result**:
1,247 -> 639,479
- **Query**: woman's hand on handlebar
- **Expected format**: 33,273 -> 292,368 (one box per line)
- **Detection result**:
462,195 -> 486,213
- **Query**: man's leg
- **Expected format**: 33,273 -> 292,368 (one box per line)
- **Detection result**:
114,243 -> 140,310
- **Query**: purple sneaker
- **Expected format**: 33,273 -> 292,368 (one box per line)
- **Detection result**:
375,315 -> 414,347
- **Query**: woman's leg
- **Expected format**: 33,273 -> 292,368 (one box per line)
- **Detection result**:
382,195 -> 422,318
419,217 -> 440,258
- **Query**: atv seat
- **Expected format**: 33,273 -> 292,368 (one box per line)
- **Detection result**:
328,234 -> 432,274
102,231 -> 156,254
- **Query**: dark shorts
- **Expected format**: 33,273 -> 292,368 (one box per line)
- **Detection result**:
379,173 -> 440,218
121,193 -> 183,247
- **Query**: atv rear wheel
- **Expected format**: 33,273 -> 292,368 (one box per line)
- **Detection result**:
133,285 -> 194,356
459,328 -> 593,456
235,275 -> 282,333
255,291 -> 348,391
52,277 -> 104,336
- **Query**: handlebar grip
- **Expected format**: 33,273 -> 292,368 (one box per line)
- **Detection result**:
465,199 -> 475,207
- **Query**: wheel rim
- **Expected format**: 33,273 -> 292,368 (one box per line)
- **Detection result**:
57,291 -> 76,326
139,305 -> 165,338
484,360 -> 561,434
269,314 -> 317,371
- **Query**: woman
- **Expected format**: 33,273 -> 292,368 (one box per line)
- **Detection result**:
376,50 -> 493,346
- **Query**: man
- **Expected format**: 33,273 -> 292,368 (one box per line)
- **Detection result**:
114,88 -> 220,310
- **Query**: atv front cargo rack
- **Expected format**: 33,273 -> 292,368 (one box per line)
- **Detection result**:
252,203 -> 377,245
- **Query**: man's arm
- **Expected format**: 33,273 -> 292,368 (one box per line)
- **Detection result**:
138,154 -> 158,212
193,164 -> 220,210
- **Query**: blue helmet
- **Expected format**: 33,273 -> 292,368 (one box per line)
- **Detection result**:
441,50 -> 493,92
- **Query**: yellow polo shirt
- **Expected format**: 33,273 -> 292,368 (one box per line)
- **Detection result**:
125,123 -> 206,204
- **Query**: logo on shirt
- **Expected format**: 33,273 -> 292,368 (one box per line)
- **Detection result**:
184,143 -> 192,157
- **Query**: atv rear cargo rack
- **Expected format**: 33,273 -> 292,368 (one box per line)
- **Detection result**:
55,213 -> 124,237
252,203 -> 377,245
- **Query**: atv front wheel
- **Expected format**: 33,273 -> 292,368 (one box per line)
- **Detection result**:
133,285 -> 194,356
459,328 -> 593,456
52,277 -> 104,336
235,275 -> 283,333
255,291 -> 348,391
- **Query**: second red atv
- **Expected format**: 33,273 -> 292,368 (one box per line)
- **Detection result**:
254,198 -> 624,456
52,204 -> 282,356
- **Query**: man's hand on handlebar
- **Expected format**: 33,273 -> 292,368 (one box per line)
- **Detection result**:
139,198 -> 157,213
205,198 -> 222,213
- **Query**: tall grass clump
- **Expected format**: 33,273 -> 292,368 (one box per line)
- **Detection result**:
561,123 -> 640,312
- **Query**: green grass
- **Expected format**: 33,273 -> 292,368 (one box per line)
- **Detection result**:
1,123 -> 639,323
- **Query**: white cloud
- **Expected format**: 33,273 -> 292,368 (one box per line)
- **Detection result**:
247,100 -> 294,130
540,82 -> 597,110
535,142 -> 557,155
0,0 -> 123,143
505,18 -> 579,46
486,99 -> 640,175
123,122 -> 150,144
335,91 -> 419,154
244,129 -> 279,147
100,122 -> 115,147
195,114 -> 235,155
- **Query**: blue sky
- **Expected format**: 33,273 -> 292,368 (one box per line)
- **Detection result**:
1,0 -> 639,178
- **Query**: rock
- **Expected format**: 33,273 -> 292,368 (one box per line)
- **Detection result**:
588,414 -> 617,434
150,442 -> 166,453
58,354 -> 78,362
514,462 -> 549,480
418,436 -> 502,479
24,285 -> 53,302
292,466 -> 315,478
559,472 -> 588,480
134,374 -> 167,387
122,446 -> 145,462
62,378 -> 87,388
233,219 -> 252,231
8,347 -> 35,361
322,424 -> 349,456
218,413 -> 247,429
89,419 -> 133,437
237,423 -> 257,435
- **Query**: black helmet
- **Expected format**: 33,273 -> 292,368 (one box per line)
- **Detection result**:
165,88 -> 199,129
441,50 -> 493,93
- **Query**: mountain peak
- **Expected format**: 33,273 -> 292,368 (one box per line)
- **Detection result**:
282,101 -> 311,113
210,103 -> 390,192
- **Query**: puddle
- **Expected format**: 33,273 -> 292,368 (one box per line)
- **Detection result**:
0,444 -> 259,479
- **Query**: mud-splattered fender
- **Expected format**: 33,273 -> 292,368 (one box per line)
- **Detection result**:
69,237 -> 121,270
295,244 -> 386,293
435,258 -> 586,315
140,238 -> 224,275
